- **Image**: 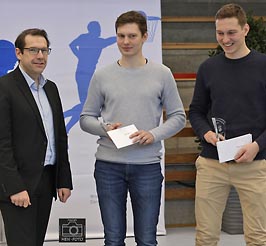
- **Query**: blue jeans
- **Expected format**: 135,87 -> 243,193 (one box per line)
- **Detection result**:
94,160 -> 164,246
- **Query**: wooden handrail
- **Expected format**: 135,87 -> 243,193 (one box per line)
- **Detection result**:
162,16 -> 214,23
163,42 -> 218,50
173,73 -> 197,81
175,78 -> 196,81
173,73 -> 196,79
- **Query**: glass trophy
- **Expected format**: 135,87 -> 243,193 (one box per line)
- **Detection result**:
212,117 -> 226,140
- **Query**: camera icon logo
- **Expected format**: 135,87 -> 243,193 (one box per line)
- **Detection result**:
59,218 -> 86,242
62,221 -> 83,237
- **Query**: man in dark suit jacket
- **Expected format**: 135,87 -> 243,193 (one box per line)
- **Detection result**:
0,28 -> 73,246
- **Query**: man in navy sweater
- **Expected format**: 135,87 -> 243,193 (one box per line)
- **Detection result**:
189,3 -> 266,246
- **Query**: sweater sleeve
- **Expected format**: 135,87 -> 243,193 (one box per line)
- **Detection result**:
79,74 -> 108,137
149,69 -> 186,142
188,64 -> 212,139
255,130 -> 266,151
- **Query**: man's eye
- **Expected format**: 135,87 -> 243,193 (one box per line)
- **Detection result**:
30,48 -> 38,52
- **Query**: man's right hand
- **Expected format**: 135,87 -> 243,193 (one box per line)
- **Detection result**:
105,122 -> 122,131
204,130 -> 225,146
10,190 -> 31,208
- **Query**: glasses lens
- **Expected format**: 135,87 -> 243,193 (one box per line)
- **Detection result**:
29,48 -> 39,54
46,48 -> 51,55
25,47 -> 51,55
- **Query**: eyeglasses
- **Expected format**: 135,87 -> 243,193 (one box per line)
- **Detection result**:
23,47 -> 51,55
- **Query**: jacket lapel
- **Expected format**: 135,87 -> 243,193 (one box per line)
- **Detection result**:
13,67 -> 46,134
44,81 -> 59,139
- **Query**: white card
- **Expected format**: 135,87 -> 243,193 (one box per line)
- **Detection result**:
107,124 -> 138,149
216,133 -> 252,163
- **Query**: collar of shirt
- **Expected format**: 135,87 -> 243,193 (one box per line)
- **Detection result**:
18,65 -> 56,166
19,65 -> 47,90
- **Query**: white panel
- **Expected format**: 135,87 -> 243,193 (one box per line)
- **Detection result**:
0,0 -> 163,240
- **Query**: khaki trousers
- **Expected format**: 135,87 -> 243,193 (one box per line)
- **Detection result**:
195,156 -> 266,246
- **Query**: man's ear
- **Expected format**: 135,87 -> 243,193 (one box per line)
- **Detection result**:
244,23 -> 250,36
143,32 -> 148,42
15,48 -> 22,60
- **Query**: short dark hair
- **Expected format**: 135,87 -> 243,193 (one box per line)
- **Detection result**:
215,3 -> 247,27
15,28 -> 50,53
115,10 -> 147,36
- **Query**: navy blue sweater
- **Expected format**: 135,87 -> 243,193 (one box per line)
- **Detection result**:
189,50 -> 266,160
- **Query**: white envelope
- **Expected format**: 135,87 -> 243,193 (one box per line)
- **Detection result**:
216,133 -> 252,163
107,124 -> 138,149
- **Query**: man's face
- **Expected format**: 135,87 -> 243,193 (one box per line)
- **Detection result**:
116,23 -> 147,58
16,34 -> 48,81
216,17 -> 249,59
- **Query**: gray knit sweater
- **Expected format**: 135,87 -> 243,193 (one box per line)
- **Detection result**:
80,61 -> 186,164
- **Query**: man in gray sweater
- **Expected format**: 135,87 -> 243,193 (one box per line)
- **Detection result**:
80,10 -> 185,245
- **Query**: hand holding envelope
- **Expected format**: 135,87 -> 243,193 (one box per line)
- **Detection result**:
216,133 -> 252,163
107,124 -> 139,149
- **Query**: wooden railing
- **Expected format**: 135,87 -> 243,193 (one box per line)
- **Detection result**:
162,16 -> 214,23
173,73 -> 196,81
163,42 -> 218,50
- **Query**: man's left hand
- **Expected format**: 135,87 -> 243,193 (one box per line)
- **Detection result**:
58,188 -> 71,203
234,141 -> 259,163
130,130 -> 154,145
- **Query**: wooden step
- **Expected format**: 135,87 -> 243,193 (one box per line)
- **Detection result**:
164,113 -> 199,164
172,126 -> 195,138
164,106 -> 198,201
165,152 -> 199,164
165,170 -> 196,182
165,187 -> 195,200
166,223 -> 196,228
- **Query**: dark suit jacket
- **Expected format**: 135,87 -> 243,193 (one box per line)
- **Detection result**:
0,67 -> 73,201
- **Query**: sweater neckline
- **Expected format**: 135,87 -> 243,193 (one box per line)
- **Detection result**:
117,58 -> 148,67
223,49 -> 253,63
